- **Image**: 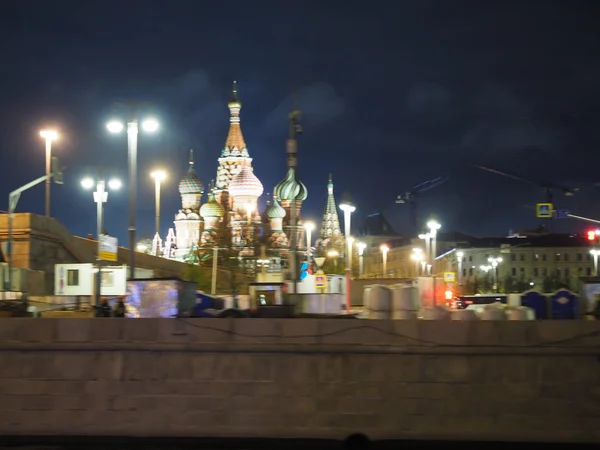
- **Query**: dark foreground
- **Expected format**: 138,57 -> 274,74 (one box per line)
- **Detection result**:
1,436 -> 598,450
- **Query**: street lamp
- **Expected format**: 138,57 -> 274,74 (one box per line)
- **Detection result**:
457,251 -> 464,292
150,170 -> 166,255
356,241 -> 367,277
592,250 -> 599,276
107,115 -> 159,279
418,232 -> 431,266
488,256 -> 503,293
411,248 -> 423,277
380,244 -> 389,277
40,129 -> 59,217
327,250 -> 339,269
426,220 -> 441,305
304,221 -> 315,262
340,201 -> 356,314
81,174 -> 121,304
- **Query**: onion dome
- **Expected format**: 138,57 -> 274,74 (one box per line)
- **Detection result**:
200,192 -> 225,218
178,149 -> 204,195
175,211 -> 186,221
273,167 -> 307,201
229,166 -> 264,198
267,197 -> 286,219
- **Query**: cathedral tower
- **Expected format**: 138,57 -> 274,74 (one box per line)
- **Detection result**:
174,150 -> 204,259
317,174 -> 343,252
273,167 -> 308,253
214,81 -> 253,210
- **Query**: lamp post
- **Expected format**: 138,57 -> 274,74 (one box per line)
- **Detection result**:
150,170 -> 166,254
418,232 -> 431,266
411,248 -> 423,277
357,242 -> 366,277
426,220 -> 441,305
107,115 -> 159,279
592,250 -> 599,276
304,221 -> 315,262
81,175 -> 122,304
340,202 -> 356,314
40,130 -> 58,217
380,244 -> 389,277
327,250 -> 339,269
456,251 -> 464,291
488,256 -> 502,293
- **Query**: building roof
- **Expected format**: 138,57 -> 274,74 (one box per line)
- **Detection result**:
461,233 -> 593,249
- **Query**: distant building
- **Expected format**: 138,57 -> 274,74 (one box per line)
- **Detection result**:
435,233 -> 594,293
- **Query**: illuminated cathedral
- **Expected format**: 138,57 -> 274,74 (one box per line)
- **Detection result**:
163,82 -> 315,266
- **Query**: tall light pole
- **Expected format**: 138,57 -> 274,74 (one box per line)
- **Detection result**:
304,221 -> 315,262
592,250 -> 599,277
107,115 -> 159,279
419,232 -> 431,266
150,170 -> 166,255
411,248 -> 423,277
40,130 -> 58,217
380,244 -> 389,277
81,175 -> 122,303
457,251 -> 464,292
427,220 -> 441,305
357,242 -> 366,277
488,256 -> 502,293
340,202 -> 356,313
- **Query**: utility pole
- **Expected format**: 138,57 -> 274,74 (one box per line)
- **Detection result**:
287,109 -> 302,293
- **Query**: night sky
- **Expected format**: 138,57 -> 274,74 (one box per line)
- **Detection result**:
2,0 -> 600,245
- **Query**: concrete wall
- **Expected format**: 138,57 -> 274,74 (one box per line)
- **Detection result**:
0,319 -> 599,442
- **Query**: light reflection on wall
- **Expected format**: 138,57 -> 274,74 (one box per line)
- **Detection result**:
126,280 -> 180,318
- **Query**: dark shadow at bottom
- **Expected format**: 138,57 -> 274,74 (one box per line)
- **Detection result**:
0,436 -> 597,450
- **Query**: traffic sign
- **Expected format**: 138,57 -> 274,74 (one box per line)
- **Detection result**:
314,274 -> 327,289
554,209 -> 570,219
443,272 -> 456,282
536,203 -> 553,219
99,234 -> 118,261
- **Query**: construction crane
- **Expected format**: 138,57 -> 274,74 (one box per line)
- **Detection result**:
474,165 -> 578,204
396,176 -> 448,234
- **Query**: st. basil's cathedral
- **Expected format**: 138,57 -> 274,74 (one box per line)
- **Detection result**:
157,82 -> 345,268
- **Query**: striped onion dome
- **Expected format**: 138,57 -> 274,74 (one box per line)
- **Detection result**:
200,192 -> 225,218
267,197 -> 286,219
228,166 -> 264,198
178,149 -> 204,195
273,167 -> 307,201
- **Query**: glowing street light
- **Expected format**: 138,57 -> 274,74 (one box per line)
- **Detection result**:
150,170 -> 167,254
40,129 -> 59,217
457,250 -> 464,287
107,109 -> 160,278
81,174 -> 121,303
304,221 -> 315,262
411,248 -> 424,276
340,201 -> 356,313
356,241 -> 367,277
380,244 -> 389,277
488,256 -> 502,293
426,220 -> 441,304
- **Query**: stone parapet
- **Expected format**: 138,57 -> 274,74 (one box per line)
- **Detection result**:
0,319 -> 599,442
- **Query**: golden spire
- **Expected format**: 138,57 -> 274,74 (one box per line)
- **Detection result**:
223,80 -> 247,154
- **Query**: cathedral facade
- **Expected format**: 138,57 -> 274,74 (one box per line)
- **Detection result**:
168,82 -> 313,264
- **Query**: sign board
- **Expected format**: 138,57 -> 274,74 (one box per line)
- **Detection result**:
99,235 -> 118,261
443,272 -> 456,282
536,203 -> 553,219
554,209 -> 570,219
314,274 -> 327,289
